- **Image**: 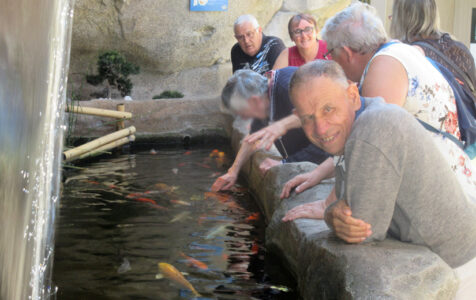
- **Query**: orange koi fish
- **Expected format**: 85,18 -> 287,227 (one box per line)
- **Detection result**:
184,151 -> 192,155
178,162 -> 187,167
245,213 -> 260,222
180,252 -> 208,270
85,180 -> 100,185
157,263 -> 201,296
209,149 -> 219,158
135,197 -> 156,205
126,192 -> 143,199
195,162 -> 211,169
204,192 -> 232,203
251,243 -> 259,255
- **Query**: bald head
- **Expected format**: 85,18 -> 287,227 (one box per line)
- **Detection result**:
290,60 -> 360,155
290,60 -> 349,100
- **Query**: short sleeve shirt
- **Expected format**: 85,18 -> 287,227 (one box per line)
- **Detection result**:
231,35 -> 285,75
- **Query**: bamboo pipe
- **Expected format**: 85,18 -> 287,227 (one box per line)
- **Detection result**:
76,135 -> 136,161
66,105 -> 132,119
116,104 -> 125,130
63,126 -> 136,161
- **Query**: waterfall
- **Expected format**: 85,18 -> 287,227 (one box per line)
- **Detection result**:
0,0 -> 74,299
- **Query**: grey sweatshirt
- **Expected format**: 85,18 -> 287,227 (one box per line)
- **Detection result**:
333,97 -> 476,268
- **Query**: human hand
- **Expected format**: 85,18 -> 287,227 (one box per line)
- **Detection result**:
258,158 -> 281,176
280,171 -> 321,199
324,199 -> 372,243
282,200 -> 327,221
244,122 -> 286,151
210,171 -> 238,192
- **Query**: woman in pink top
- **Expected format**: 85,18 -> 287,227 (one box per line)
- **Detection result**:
273,13 -> 331,69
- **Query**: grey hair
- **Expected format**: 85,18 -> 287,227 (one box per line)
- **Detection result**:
289,60 -> 349,97
322,2 -> 388,54
221,69 -> 268,113
390,0 -> 441,42
234,14 -> 259,30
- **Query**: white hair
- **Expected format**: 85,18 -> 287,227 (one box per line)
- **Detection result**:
221,69 -> 267,113
322,2 -> 388,54
234,14 -> 259,30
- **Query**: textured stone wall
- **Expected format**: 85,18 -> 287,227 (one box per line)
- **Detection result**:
68,0 -> 350,100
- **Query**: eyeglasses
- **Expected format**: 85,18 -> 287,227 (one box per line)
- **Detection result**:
292,26 -> 314,37
235,29 -> 258,42
323,48 -> 334,60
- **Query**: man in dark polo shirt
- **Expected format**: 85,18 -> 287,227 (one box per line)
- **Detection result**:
231,14 -> 285,75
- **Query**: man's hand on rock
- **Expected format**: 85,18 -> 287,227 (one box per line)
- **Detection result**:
282,200 -> 327,221
280,171 -> 320,199
244,122 -> 286,151
258,158 -> 281,175
324,199 -> 372,243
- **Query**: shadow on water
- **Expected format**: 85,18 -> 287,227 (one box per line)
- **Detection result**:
54,145 -> 300,300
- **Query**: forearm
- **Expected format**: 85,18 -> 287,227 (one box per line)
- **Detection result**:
311,157 -> 335,180
325,186 -> 337,207
278,114 -> 301,133
228,139 -> 257,175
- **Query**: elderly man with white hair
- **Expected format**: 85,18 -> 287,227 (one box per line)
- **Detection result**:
231,14 -> 285,75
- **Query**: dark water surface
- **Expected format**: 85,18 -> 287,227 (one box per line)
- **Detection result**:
53,146 -> 298,299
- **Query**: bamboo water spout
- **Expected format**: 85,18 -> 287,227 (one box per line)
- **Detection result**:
63,126 -> 136,162
77,135 -> 135,160
66,105 -> 132,119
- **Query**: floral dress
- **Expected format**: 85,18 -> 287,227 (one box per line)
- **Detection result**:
361,41 -> 476,198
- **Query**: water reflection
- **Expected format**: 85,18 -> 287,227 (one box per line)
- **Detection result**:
54,147 -> 298,299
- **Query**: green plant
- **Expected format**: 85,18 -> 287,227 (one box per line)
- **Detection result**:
86,51 -> 140,98
153,90 -> 184,99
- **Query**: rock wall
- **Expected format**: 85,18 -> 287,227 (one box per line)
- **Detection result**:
68,0 -> 350,100
67,97 -> 233,140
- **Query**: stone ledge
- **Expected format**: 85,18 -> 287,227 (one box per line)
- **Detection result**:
231,118 -> 458,299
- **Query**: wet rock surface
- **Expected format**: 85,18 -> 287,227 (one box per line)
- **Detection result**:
231,118 -> 458,299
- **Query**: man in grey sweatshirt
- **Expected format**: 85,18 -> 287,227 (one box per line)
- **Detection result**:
289,60 -> 476,298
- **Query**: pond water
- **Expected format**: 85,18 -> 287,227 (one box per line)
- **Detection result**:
53,145 -> 299,299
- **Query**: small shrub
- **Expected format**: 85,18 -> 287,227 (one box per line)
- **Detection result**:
86,51 -> 140,98
152,90 -> 184,99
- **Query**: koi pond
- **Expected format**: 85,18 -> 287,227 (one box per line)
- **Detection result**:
53,144 -> 299,299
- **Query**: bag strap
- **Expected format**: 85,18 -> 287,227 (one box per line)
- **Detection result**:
412,40 -> 476,93
417,119 -> 465,150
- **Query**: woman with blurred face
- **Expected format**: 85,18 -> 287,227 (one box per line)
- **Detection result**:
273,14 -> 331,69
